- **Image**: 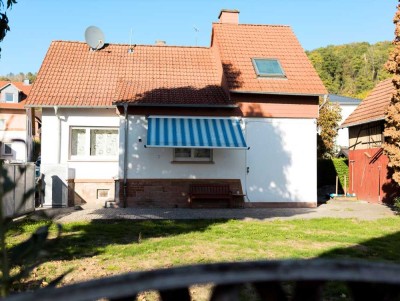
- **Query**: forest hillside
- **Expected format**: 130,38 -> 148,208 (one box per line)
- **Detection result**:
307,41 -> 393,99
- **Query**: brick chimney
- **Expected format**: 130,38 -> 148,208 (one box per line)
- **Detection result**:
218,9 -> 239,24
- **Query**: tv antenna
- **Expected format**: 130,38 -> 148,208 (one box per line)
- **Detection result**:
193,25 -> 199,46
128,28 -> 134,53
84,26 -> 105,50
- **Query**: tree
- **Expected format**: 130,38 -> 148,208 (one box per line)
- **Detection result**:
0,0 -> 16,57
317,97 -> 342,158
383,2 -> 400,185
307,41 -> 393,99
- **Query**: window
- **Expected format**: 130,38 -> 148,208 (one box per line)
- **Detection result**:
0,119 -> 5,130
5,93 -> 14,102
97,189 -> 110,199
2,143 -> 12,155
70,127 -> 118,160
173,148 -> 212,162
252,58 -> 285,78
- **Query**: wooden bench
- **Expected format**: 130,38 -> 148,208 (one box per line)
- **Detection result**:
188,184 -> 233,208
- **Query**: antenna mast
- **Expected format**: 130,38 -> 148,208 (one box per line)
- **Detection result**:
193,25 -> 199,46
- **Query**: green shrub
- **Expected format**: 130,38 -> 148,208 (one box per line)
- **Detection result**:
394,197 -> 400,213
317,158 -> 349,194
332,158 -> 349,192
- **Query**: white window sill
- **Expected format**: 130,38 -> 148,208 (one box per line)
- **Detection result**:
171,160 -> 215,164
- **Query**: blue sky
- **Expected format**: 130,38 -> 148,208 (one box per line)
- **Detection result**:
0,0 -> 397,75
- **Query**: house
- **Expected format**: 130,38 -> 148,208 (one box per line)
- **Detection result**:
328,94 -> 361,153
341,79 -> 398,203
0,80 -> 37,162
26,9 -> 327,208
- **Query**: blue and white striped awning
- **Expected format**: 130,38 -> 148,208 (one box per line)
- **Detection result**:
146,116 -> 248,149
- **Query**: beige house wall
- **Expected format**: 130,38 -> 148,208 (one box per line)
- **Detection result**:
348,121 -> 383,150
0,109 -> 27,131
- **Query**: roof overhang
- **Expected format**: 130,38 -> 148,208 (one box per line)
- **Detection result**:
113,103 -> 238,108
0,83 -> 21,92
230,90 -> 327,97
340,117 -> 385,129
25,105 -> 116,109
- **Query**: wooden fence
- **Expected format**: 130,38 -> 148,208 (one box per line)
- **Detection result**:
1,163 -> 35,218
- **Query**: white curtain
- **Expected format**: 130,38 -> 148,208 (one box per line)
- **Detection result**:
71,129 -> 86,156
90,129 -> 118,156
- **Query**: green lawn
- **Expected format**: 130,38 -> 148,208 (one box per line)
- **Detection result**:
6,217 -> 400,298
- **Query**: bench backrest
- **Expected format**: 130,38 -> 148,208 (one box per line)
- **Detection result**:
189,184 -> 231,195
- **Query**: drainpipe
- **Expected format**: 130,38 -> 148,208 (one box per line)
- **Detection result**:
54,106 -> 61,163
318,94 -> 329,111
25,108 -> 32,162
123,104 -> 129,208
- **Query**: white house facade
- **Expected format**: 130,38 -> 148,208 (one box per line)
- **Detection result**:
0,81 -> 32,162
27,9 -> 327,208
40,108 -> 120,207
329,94 -> 361,150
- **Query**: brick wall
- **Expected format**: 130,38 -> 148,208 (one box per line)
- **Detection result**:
119,179 -> 243,208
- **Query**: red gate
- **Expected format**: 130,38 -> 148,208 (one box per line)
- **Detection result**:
348,147 -> 397,204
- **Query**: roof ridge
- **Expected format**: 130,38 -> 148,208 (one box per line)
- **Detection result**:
212,22 -> 291,28
52,40 -> 210,49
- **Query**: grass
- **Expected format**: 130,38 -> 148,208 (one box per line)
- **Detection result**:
6,217 -> 400,299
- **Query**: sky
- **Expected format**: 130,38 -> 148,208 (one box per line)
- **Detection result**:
0,0 -> 397,75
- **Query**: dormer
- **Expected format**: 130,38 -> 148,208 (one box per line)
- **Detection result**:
0,81 -> 31,103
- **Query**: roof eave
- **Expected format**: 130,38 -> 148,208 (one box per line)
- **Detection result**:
113,103 -> 238,108
25,104 -> 116,109
230,90 -> 327,97
340,117 -> 385,129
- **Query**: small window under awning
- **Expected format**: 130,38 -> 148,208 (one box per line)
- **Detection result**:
145,116 -> 248,149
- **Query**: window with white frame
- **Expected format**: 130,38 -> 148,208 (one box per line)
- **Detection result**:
0,119 -> 5,130
2,143 -> 12,155
5,93 -> 14,102
70,127 -> 118,160
173,148 -> 212,162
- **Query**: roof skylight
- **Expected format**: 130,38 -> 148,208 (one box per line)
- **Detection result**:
252,58 -> 285,78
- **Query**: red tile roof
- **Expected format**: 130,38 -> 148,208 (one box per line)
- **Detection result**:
0,101 -> 26,110
115,45 -> 231,106
341,79 -> 394,127
211,23 -> 327,96
27,42 -> 230,107
27,20 -> 327,108
0,81 -> 32,96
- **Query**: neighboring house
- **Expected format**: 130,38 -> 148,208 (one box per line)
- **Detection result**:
26,9 -> 327,208
329,94 -> 361,152
341,79 -> 398,203
0,80 -> 35,162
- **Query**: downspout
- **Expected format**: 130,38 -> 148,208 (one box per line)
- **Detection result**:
54,106 -> 61,163
318,94 -> 329,111
123,104 -> 129,208
25,108 -> 32,162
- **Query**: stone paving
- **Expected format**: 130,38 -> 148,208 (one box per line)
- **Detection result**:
34,200 -> 397,223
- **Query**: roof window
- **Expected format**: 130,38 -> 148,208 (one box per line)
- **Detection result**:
252,58 -> 285,78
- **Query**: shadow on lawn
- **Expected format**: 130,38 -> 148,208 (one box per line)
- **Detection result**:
319,230 -> 400,263
39,219 -> 226,261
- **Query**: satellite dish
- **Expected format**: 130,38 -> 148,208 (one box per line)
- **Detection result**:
85,26 -> 105,50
